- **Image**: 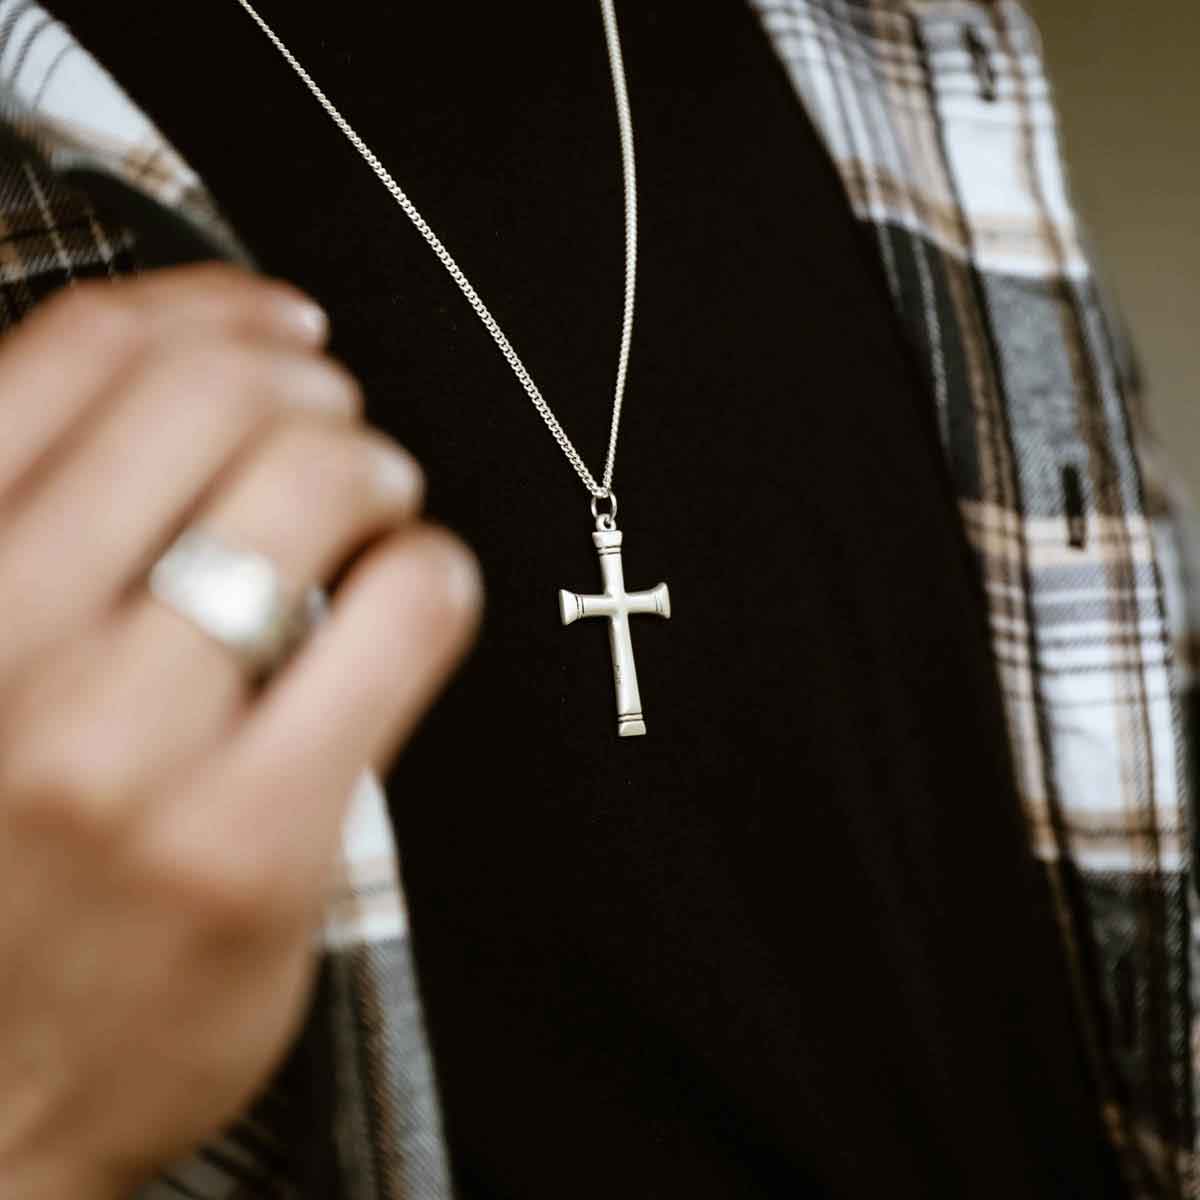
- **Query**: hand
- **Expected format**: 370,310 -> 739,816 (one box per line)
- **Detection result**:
0,265 -> 482,1197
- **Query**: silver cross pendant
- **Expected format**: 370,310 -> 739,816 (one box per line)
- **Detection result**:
559,518 -> 670,737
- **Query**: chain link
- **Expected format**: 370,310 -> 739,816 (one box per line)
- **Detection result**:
233,0 -> 637,502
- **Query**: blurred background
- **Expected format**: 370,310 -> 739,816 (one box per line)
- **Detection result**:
1031,1 -> 1200,498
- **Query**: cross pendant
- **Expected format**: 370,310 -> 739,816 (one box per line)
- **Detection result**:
559,526 -> 670,737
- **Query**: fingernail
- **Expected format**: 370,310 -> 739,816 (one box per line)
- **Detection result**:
283,358 -> 360,415
370,441 -> 424,505
274,293 -> 330,346
439,540 -> 484,615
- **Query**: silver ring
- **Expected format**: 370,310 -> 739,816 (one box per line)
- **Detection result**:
148,527 -> 327,682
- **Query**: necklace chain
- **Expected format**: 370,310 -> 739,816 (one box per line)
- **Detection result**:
233,0 -> 637,503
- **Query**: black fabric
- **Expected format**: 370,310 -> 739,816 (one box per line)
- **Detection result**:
50,3 -> 1127,1196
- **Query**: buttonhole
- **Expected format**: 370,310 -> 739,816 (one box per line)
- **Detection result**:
963,26 -> 998,103
1061,464 -> 1087,549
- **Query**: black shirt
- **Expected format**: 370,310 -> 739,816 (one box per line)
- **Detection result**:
50,2 -> 1126,1196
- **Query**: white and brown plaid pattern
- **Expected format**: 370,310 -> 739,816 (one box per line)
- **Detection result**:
1,0 -> 1198,1195
0,6 -> 452,1196
752,1 -> 1200,1194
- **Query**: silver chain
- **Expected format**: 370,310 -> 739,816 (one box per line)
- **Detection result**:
232,0 -> 637,503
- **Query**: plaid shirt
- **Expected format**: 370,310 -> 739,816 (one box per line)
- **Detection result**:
1,1 -> 1197,1196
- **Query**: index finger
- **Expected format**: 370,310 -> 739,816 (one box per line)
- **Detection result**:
0,266 -> 328,496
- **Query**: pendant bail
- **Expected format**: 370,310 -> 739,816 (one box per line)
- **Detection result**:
590,489 -> 618,531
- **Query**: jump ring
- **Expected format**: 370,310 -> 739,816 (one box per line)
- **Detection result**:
590,489 -> 618,530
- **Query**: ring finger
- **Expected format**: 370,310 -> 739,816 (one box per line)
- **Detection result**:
101,418 -> 427,784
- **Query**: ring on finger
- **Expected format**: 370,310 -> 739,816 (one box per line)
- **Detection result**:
148,525 -> 328,683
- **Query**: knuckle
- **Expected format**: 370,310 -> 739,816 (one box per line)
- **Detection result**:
164,854 -> 301,939
127,782 -> 308,940
1,723 -> 134,844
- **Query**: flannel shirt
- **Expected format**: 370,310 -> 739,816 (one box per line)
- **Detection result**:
1,1 -> 1197,1196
